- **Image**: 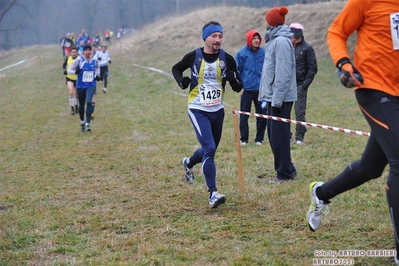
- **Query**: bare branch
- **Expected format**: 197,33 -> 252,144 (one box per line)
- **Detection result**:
0,0 -> 17,23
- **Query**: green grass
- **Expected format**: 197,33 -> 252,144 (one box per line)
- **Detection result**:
0,44 -> 394,265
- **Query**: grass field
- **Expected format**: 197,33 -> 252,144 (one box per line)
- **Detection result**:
0,41 -> 395,266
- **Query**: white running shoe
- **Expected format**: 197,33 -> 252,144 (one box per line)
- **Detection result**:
181,157 -> 194,184
307,181 -> 329,231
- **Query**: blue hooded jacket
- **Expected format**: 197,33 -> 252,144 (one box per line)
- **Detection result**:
235,30 -> 265,91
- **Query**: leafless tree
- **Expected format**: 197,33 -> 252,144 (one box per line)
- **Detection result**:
0,0 -> 26,32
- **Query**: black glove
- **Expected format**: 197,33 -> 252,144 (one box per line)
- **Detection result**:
272,106 -> 281,114
108,60 -> 111,64
336,57 -> 364,88
231,83 -> 242,93
226,71 -> 242,92
63,70 -> 67,75
96,76 -> 100,81
75,68 -> 81,75
178,77 -> 191,90
98,57 -> 102,61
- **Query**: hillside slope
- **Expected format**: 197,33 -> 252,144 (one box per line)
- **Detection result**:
124,1 -> 347,59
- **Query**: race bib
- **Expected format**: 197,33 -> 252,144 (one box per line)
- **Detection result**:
82,71 -> 94,82
199,83 -> 222,106
390,12 -> 399,50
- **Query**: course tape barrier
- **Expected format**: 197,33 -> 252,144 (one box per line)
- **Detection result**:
233,110 -> 370,137
0,56 -> 37,72
122,44 -> 365,137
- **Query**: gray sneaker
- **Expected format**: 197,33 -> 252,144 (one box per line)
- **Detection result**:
182,157 -> 194,184
307,181 -> 329,231
85,124 -> 91,132
209,191 -> 226,209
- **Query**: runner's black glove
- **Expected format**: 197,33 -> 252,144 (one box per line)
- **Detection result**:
63,70 -> 67,75
75,68 -> 81,75
336,57 -> 364,88
226,71 -> 239,85
226,71 -> 242,92
96,76 -> 100,81
178,77 -> 191,90
108,60 -> 111,64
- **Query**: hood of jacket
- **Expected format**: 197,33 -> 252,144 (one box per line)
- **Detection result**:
264,25 -> 293,43
246,30 -> 262,48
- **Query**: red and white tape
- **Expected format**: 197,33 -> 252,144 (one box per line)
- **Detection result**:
233,110 -> 370,137
120,56 -> 369,138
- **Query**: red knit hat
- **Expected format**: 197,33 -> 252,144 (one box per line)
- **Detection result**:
265,6 -> 289,27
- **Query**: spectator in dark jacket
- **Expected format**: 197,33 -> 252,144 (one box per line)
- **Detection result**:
290,23 -> 318,145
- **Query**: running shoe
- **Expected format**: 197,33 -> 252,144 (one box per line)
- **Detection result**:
307,181 -> 329,231
182,157 -> 194,184
209,191 -> 226,209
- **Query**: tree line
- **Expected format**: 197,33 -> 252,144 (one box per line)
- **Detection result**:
0,0 -> 336,50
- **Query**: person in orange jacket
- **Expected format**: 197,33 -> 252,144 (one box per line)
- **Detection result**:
306,0 -> 399,264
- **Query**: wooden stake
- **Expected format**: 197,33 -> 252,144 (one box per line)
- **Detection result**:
232,107 -> 244,194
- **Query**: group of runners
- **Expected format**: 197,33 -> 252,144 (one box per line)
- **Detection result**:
61,42 -> 112,132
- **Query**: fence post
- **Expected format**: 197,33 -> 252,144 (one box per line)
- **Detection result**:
232,107 -> 244,194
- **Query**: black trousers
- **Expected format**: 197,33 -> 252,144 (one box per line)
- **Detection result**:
100,65 -> 109,88
319,89 -> 399,249
239,90 -> 267,143
267,101 -> 296,179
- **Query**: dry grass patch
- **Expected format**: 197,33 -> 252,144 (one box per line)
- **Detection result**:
0,2 -> 395,265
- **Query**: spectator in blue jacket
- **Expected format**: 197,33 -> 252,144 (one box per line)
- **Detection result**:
235,30 -> 266,146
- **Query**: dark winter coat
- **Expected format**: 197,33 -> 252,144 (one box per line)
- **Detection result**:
294,37 -> 318,89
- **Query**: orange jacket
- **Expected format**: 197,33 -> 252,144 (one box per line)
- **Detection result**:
327,0 -> 399,96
